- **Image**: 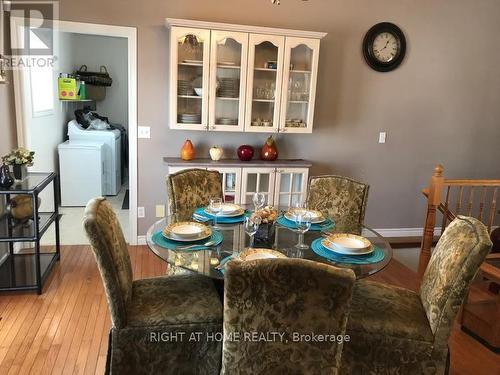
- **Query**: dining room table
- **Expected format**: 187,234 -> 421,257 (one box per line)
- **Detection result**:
145,205 -> 393,280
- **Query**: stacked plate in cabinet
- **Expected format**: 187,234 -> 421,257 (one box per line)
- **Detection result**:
178,113 -> 201,124
217,78 -> 239,98
216,117 -> 238,126
178,80 -> 193,96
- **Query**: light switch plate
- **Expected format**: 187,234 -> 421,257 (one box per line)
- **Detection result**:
138,126 -> 151,139
155,204 -> 165,218
138,206 -> 145,218
378,132 -> 386,144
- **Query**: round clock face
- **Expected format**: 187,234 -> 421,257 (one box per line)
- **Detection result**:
372,32 -> 399,63
363,22 -> 406,72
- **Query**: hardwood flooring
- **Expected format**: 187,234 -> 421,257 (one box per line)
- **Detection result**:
0,245 -> 498,374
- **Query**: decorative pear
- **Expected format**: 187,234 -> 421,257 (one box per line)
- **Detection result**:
180,139 -> 195,160
260,136 -> 278,161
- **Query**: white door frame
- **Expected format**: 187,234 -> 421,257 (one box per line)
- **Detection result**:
11,18 -> 138,245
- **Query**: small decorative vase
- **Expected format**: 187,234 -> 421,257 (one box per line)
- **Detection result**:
0,163 -> 14,189
12,164 -> 27,181
180,140 -> 195,161
260,136 -> 278,161
209,146 -> 223,161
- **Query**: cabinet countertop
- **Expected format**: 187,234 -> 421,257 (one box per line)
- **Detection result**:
163,158 -> 312,168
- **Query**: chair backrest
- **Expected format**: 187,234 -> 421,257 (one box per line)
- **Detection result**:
418,164 -> 499,276
420,216 -> 492,347
167,168 -> 223,216
83,197 -> 133,329
307,175 -> 369,233
222,258 -> 355,374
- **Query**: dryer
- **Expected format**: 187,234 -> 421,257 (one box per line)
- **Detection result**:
67,119 -> 121,195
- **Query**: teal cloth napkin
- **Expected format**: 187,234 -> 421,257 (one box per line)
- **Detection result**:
193,207 -> 250,224
216,253 -> 236,275
311,238 -> 385,265
151,230 -> 223,251
276,215 -> 335,232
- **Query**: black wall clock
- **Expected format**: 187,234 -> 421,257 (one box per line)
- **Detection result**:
363,22 -> 406,72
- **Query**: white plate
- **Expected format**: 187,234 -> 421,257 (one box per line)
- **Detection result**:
183,59 -> 203,64
285,210 -> 325,224
239,248 -> 287,261
205,204 -> 244,217
163,222 -> 211,241
321,238 -> 374,256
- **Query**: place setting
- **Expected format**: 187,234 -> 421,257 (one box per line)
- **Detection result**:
192,197 -> 250,224
151,220 -> 223,251
276,203 -> 335,232
310,232 -> 385,265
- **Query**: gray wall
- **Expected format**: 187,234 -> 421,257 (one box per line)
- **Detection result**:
4,0 -> 500,235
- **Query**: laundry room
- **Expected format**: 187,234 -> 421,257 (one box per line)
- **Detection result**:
16,30 -> 130,244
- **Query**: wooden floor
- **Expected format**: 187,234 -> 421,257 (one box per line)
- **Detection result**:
0,245 -> 498,375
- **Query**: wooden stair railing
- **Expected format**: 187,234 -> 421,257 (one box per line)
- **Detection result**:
418,164 -> 500,277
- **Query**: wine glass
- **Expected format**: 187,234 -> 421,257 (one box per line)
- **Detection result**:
209,197 -> 222,225
252,192 -> 266,211
244,216 -> 260,248
294,211 -> 312,250
289,200 -> 306,218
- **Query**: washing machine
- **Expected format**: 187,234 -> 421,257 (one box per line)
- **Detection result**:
67,119 -> 121,195
58,141 -> 105,206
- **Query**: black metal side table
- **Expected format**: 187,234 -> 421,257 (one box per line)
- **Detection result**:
0,172 -> 60,294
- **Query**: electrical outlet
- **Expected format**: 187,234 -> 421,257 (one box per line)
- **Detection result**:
378,132 -> 386,144
138,206 -> 145,218
155,204 -> 165,218
138,126 -> 151,139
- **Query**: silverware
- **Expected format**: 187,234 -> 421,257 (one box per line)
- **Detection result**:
177,240 -> 215,250
193,213 -> 210,222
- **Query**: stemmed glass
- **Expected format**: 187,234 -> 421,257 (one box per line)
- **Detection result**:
244,216 -> 261,248
294,211 -> 312,250
209,197 -> 222,225
252,192 -> 266,211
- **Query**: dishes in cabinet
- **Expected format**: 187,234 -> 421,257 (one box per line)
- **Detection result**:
178,80 -> 193,96
218,61 -> 236,66
194,88 -> 203,96
285,119 -> 307,128
216,117 -> 238,125
217,78 -> 239,98
182,59 -> 203,65
178,113 -> 202,124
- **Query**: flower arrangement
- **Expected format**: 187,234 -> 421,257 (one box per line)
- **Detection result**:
2,147 -> 35,166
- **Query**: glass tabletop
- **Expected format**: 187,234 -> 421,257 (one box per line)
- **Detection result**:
146,206 -> 393,279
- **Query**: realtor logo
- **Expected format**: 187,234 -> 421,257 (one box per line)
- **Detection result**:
2,0 -> 59,69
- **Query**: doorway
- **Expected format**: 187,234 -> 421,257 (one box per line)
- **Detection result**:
11,18 -> 138,245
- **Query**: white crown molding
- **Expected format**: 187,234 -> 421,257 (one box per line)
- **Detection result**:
165,18 -> 327,39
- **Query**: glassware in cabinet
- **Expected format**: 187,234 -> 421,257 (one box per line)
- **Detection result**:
244,34 -> 284,133
279,37 -> 320,133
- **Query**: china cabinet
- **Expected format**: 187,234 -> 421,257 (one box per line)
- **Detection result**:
164,158 -> 311,211
166,19 -> 326,134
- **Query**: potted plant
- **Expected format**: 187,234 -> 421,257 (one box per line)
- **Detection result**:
2,147 -> 35,181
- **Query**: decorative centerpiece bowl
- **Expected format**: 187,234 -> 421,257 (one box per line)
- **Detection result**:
251,206 -> 278,247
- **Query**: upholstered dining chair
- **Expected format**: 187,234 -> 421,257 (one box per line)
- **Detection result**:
222,258 -> 356,375
306,175 -> 369,233
167,168 -> 223,218
83,198 -> 223,374
340,216 -> 492,375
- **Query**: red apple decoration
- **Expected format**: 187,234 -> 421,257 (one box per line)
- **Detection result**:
237,145 -> 254,161
260,136 -> 278,161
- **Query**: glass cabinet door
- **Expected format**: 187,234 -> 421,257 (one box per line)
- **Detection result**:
273,168 -> 309,207
244,34 -> 284,133
279,37 -> 320,133
208,167 -> 242,204
169,27 -> 210,130
241,168 -> 276,205
209,31 -> 248,132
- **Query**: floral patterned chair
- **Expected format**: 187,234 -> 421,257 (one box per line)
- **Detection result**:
222,258 -> 356,374
83,198 -> 223,374
306,175 -> 369,233
167,168 -> 223,217
340,216 -> 492,374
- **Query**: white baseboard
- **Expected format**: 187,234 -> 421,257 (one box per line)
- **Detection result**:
136,227 -> 441,245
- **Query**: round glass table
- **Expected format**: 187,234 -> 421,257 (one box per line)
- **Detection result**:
146,208 -> 393,279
